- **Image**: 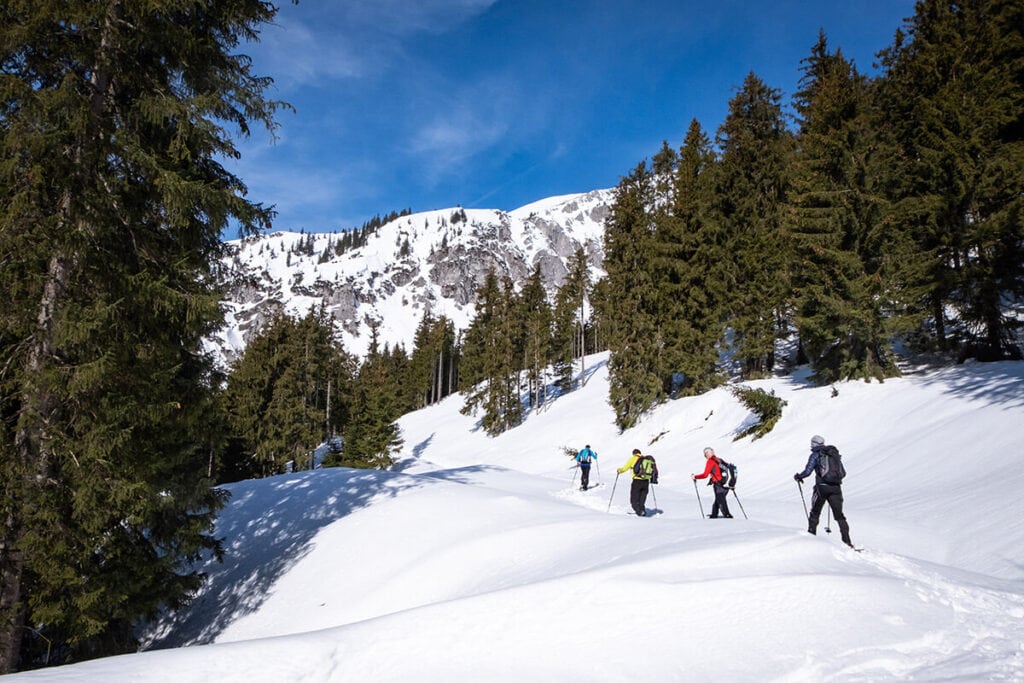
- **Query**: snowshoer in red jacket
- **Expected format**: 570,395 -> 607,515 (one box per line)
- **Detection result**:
692,447 -> 732,518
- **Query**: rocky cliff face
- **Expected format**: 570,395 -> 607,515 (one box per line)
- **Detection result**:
210,188 -> 614,364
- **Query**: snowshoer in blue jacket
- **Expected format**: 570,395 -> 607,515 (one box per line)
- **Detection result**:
576,445 -> 597,490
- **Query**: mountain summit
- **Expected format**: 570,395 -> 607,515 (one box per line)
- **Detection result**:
213,189 -> 615,364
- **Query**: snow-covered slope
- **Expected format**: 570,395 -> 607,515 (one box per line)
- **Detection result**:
15,353 -> 1024,682
213,189 -> 614,363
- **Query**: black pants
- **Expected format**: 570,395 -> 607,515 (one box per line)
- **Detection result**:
710,482 -> 732,518
579,463 -> 591,489
630,478 -> 650,515
809,483 -> 851,544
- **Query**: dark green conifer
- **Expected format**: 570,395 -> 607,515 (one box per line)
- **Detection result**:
658,120 -> 727,394
876,0 -> 1024,360
714,72 -> 795,377
551,247 -> 591,391
0,1 -> 284,669
790,32 -> 899,382
602,163 -> 664,430
519,265 -> 554,411
340,326 -> 403,469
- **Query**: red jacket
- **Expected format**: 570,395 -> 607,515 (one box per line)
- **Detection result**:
694,456 -> 722,483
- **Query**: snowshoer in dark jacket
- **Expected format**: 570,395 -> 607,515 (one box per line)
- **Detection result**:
795,435 -> 854,547
692,447 -> 732,518
576,445 -> 597,490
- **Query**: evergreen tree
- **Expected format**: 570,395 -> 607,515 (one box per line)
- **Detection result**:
408,312 -> 459,409
0,1 -> 284,669
224,309 -> 355,478
459,271 -> 522,436
877,0 -> 1024,360
790,32 -> 899,382
602,163 -> 664,430
715,72 -> 794,377
551,247 -> 591,391
340,326 -> 403,469
661,120 -> 727,394
519,264 -> 553,411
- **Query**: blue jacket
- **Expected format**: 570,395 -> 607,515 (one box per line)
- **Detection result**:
797,445 -> 824,483
576,447 -> 597,465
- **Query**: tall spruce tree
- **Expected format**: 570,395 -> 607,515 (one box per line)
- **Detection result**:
877,0 -> 1024,360
340,327 -> 403,469
602,162 -> 664,430
551,246 -> 591,391
655,121 -> 726,394
519,264 -> 553,412
714,72 -> 794,377
459,271 -> 522,436
0,1 -> 285,669
225,309 -> 354,478
790,32 -> 898,382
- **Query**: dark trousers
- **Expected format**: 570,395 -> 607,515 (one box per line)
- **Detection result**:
710,482 -> 732,517
630,478 -> 650,515
579,463 -> 591,489
809,483 -> 851,544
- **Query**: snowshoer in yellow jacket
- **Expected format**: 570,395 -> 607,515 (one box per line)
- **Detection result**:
617,448 -> 657,516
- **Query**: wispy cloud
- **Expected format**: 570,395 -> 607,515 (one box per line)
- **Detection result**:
250,16 -> 367,92
346,0 -> 499,36
251,1 -> 499,91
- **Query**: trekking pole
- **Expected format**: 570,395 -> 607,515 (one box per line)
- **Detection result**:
730,489 -> 748,519
825,507 -> 832,534
693,478 -> 705,518
596,460 -> 601,484
607,472 -> 620,512
571,465 -> 578,488
797,480 -> 809,522
650,483 -> 658,512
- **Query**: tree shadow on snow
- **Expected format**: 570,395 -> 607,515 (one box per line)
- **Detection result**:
139,467 -> 431,650
914,360 -> 1024,409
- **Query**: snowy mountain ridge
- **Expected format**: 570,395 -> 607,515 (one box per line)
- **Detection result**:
212,189 -> 615,364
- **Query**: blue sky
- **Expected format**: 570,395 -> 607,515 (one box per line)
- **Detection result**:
232,1 -> 916,234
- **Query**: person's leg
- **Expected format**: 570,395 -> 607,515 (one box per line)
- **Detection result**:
637,479 -> 650,514
580,464 -> 590,490
715,484 -> 732,517
826,487 -> 851,545
630,479 -> 643,514
808,485 -> 827,533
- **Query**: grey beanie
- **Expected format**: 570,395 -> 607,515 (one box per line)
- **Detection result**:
811,435 -> 825,446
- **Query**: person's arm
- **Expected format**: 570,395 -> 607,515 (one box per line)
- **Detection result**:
617,455 -> 637,474
693,458 -> 714,480
794,453 -> 817,481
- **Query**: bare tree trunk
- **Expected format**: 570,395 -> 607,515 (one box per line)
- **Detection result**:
435,350 -> 443,404
1,248 -> 74,673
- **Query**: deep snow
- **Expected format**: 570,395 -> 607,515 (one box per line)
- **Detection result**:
11,353 -> 1024,681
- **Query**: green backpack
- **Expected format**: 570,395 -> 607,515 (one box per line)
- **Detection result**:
633,455 -> 657,481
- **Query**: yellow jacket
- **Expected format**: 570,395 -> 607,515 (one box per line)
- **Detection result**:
617,454 -> 641,479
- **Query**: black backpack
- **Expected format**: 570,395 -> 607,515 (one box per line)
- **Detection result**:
633,455 -> 658,482
816,445 -> 846,484
715,458 -> 738,488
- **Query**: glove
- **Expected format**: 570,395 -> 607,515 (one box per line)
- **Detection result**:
794,474 -> 803,482
651,476 -> 659,485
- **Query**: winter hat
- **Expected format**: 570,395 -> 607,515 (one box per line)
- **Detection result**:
811,435 -> 825,446
632,448 -> 641,455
